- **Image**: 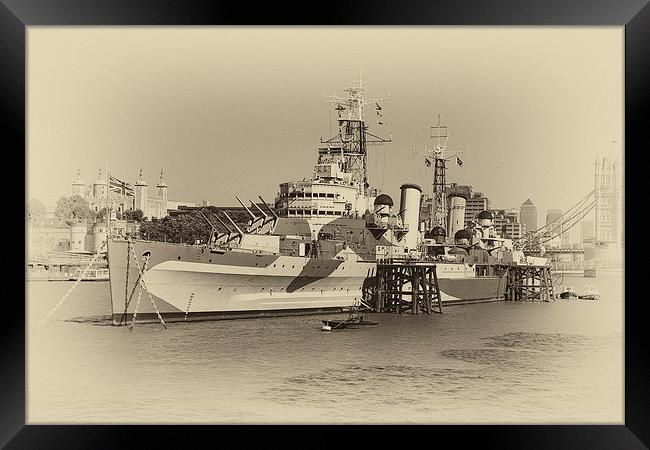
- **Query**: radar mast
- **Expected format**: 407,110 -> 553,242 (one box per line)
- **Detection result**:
321,67 -> 391,195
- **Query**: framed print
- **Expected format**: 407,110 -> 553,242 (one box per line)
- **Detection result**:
5,0 -> 648,447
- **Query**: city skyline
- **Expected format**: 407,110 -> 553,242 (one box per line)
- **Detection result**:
28,27 -> 623,222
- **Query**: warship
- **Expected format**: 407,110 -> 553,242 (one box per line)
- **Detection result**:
107,77 -> 541,325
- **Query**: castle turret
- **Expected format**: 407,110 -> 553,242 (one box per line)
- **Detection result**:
156,169 -> 168,202
93,168 -> 107,198
155,169 -> 168,219
69,222 -> 88,252
134,167 -> 148,215
71,169 -> 86,198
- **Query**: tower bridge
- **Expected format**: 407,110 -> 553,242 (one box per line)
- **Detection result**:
517,153 -> 622,276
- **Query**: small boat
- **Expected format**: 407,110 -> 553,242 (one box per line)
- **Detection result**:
558,287 -> 578,299
320,308 -> 379,331
578,285 -> 600,300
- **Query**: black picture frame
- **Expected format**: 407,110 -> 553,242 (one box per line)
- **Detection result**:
6,0 -> 647,447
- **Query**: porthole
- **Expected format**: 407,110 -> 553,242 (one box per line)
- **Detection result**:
209,259 -> 212,263
218,287 -> 222,291
177,256 -> 181,260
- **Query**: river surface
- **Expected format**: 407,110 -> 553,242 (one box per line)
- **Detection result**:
26,272 -> 623,424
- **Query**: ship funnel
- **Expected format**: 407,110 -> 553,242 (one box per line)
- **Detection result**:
399,183 -> 422,251
447,194 -> 466,238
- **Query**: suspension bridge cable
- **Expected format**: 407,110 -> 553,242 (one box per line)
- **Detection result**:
513,190 -> 595,241
534,201 -> 596,246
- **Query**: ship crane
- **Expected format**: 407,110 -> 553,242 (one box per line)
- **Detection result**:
413,114 -> 470,232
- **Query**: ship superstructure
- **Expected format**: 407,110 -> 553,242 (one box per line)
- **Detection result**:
106,77 -> 540,325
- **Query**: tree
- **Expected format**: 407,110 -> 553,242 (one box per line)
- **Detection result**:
124,209 -> 144,222
96,207 -> 108,221
54,195 -> 96,224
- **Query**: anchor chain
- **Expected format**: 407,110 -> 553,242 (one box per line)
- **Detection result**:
184,293 -> 194,320
128,248 -> 167,329
129,274 -> 146,330
33,241 -> 106,331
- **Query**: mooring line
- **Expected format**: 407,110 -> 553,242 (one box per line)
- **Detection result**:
33,242 -> 106,332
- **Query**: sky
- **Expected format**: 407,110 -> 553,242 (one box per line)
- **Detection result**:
27,27 -> 623,224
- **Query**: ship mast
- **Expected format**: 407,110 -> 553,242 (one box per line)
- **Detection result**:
321,68 -> 391,195
415,115 -> 469,231
431,115 -> 448,231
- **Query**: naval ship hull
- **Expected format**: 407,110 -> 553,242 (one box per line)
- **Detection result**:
107,239 -> 507,325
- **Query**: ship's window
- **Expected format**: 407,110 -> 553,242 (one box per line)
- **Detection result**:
218,287 -> 221,291
313,210 -> 318,215
334,211 -> 342,216
305,210 -> 311,215
326,211 -> 334,215
318,193 -> 326,198
326,193 -> 334,198
273,264 -> 276,267
178,256 -> 181,260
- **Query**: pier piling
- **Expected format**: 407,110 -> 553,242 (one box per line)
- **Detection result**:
504,264 -> 554,302
372,259 -> 443,314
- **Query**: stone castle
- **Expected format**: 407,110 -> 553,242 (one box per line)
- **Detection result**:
71,168 -> 195,220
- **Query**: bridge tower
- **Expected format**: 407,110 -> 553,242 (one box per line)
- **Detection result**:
594,153 -> 623,246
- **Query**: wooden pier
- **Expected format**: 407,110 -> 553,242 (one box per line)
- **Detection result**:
373,259 -> 443,314
504,264 -> 555,302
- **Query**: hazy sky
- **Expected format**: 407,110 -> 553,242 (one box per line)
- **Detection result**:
27,27 -> 623,223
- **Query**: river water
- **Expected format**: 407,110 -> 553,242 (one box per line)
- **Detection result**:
26,272 -> 623,424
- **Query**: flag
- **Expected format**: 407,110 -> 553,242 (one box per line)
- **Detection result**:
109,175 -> 134,197
456,156 -> 463,167
425,158 -> 432,167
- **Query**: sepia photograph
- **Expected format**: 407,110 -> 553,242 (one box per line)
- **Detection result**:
24,25 -> 625,426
